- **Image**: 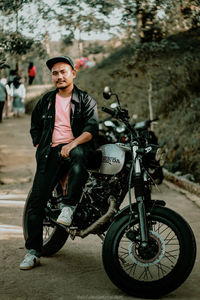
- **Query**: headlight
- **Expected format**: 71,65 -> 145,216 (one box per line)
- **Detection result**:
155,147 -> 163,161
143,145 -> 165,167
159,152 -> 166,166
155,147 -> 166,166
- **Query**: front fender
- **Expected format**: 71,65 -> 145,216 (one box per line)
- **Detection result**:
114,199 -> 166,222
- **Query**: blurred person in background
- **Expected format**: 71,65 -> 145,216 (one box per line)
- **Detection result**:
10,76 -> 26,117
0,77 -> 8,123
8,69 -> 18,87
28,62 -> 37,85
0,78 -> 10,118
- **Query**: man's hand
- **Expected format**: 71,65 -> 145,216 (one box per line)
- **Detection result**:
61,141 -> 77,158
61,132 -> 92,158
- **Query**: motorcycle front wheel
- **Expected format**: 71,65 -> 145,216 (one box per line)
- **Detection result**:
23,189 -> 69,257
102,205 -> 196,298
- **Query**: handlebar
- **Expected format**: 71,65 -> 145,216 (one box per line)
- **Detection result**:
133,118 -> 159,130
102,106 -> 129,120
151,118 -> 159,122
101,106 -> 117,118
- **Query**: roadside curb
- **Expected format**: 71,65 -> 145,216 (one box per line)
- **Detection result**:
163,168 -> 200,208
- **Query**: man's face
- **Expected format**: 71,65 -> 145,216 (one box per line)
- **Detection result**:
51,62 -> 76,89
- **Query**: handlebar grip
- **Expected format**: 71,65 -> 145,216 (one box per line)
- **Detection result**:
101,106 -> 116,117
151,117 -> 159,122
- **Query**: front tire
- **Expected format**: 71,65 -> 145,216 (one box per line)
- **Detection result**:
23,189 -> 69,257
102,205 -> 196,298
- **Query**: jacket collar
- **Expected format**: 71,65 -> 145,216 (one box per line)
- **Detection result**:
47,85 -> 80,104
71,85 -> 80,104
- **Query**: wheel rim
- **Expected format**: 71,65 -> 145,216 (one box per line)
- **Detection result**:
42,186 -> 62,245
128,230 -> 166,267
118,219 -> 180,282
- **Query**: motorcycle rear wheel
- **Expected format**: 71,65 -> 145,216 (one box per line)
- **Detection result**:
22,189 -> 69,257
102,205 -> 196,298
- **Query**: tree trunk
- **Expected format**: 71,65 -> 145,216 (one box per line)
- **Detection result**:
147,74 -> 153,130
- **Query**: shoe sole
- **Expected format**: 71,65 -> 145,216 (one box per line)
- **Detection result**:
57,219 -> 71,226
20,261 -> 40,270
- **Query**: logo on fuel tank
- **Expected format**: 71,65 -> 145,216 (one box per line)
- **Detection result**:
102,156 -> 120,165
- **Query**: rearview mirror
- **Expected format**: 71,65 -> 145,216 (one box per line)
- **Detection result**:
103,86 -> 112,100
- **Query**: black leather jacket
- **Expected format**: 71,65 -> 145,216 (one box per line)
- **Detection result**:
30,85 -> 99,171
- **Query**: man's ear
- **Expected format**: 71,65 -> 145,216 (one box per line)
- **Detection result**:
72,69 -> 76,79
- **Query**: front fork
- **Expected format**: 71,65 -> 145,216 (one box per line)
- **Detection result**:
135,181 -> 149,247
133,147 -> 149,247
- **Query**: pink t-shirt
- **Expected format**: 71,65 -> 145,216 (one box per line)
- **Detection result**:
52,93 -> 75,147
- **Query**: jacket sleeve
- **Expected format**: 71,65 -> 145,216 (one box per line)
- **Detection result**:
30,98 -> 44,146
82,94 -> 99,137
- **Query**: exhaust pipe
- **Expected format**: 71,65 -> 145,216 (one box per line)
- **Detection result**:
67,195 -> 117,238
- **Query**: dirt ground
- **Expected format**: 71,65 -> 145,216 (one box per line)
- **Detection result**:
0,112 -> 200,300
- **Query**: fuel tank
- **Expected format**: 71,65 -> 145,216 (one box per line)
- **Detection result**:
94,144 -> 126,175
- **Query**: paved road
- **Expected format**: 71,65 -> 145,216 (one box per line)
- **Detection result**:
0,112 -> 199,300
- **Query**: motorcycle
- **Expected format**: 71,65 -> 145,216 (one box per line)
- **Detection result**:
23,86 -> 196,298
99,100 -> 159,145
100,101 -> 164,185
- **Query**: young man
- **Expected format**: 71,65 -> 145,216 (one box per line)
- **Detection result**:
20,55 -> 99,270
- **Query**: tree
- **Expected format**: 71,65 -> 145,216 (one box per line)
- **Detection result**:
0,0 -> 35,69
0,0 -> 52,70
88,0 -> 199,43
57,0 -> 116,56
57,0 -> 200,45
120,0 -> 165,43
0,0 -> 33,32
162,0 -> 200,35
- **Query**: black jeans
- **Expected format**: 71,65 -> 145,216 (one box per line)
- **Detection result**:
28,76 -> 35,85
25,144 -> 89,253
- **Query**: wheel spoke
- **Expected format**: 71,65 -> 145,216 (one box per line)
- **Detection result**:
165,252 -> 178,264
118,217 -> 180,282
139,267 -> 153,280
123,261 -> 138,275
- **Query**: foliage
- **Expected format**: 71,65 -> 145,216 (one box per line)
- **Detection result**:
83,42 -> 105,56
75,28 -> 200,180
61,33 -> 75,47
57,0 -> 111,35
0,0 -> 49,68
0,32 -> 34,55
1,0 -> 200,76
1,0 -> 199,71
0,0 -> 32,14
57,0 -> 200,44
82,0 -> 121,16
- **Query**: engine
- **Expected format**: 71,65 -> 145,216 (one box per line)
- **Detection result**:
72,172 -> 125,231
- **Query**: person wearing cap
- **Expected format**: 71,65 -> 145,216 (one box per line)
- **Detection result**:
20,55 -> 99,270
